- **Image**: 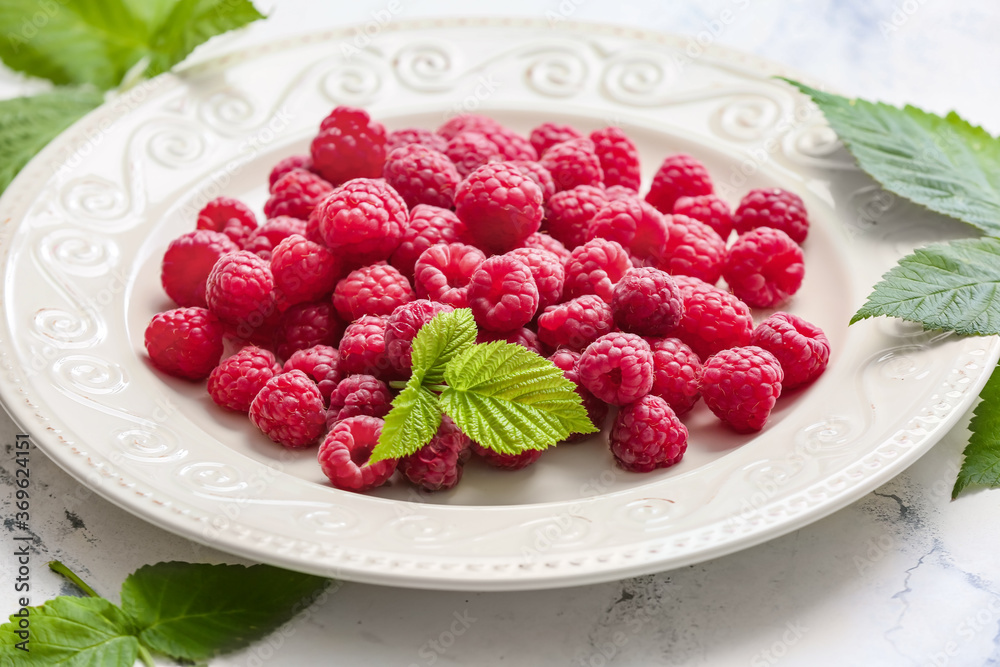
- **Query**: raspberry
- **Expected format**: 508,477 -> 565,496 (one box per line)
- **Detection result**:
530,122 -> 582,155
733,188 -> 809,244
412,243 -> 486,308
249,370 -> 327,448
318,416 -> 397,492
333,263 -> 414,322
310,106 -> 387,185
385,299 -> 454,372
444,131 -> 501,177
383,144 -> 461,209
658,214 -> 726,285
244,216 -> 308,261
205,251 -> 276,328
724,227 -> 805,308
507,247 -> 565,310
467,255 -> 539,332
273,301 -> 344,360
283,345 -> 341,403
455,162 -> 543,254
315,178 -> 407,266
537,295 -> 614,351
549,347 -> 609,441
539,138 -> 603,192
196,197 -> 258,247
161,230 -> 239,308
386,127 -> 448,153
270,234 -> 340,306
144,307 -> 224,380
610,395 -> 688,472
673,194 -> 733,241
390,205 -> 466,280
611,267 -> 684,337
523,232 -> 571,263
327,374 -> 392,425
509,160 -> 556,202
645,154 -> 713,214
208,346 -> 281,412
563,238 -> 633,304
701,346 -> 783,433
476,327 -> 543,354
672,275 -> 754,359
263,169 -> 334,221
269,155 -> 313,191
578,332 -> 654,405
605,185 -> 638,201
338,315 -> 395,379
588,198 -> 669,264
438,115 -> 537,161
589,127 -> 641,192
399,415 -> 472,491
646,337 -> 702,415
750,312 -> 830,389
544,185 -> 608,249
472,443 -> 542,470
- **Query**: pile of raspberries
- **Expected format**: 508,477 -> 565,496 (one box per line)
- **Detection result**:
145,107 -> 830,494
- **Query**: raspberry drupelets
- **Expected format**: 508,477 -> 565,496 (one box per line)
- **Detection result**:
646,337 -> 702,416
672,275 -> 753,359
589,127 -> 641,192
510,160 -> 556,202
270,234 -> 340,306
269,155 -> 313,190
672,194 -> 733,241
523,232 -> 571,262
338,315 -> 395,379
161,230 -> 238,308
537,295 -> 614,351
412,242 -> 486,308
283,345 -> 341,403
145,307 -> 224,380
539,138 -> 604,192
327,374 -> 393,425
507,247 -> 565,311
333,263 -> 415,321
472,443 -> 542,471
399,415 -> 472,491
645,154 -> 713,214
209,346 -> 282,412
750,312 -> 830,389
390,205 -> 466,280
467,254 -> 540,332
588,198 -> 669,265
657,214 -> 726,285
529,122 -> 582,156
701,346 -> 784,433
383,144 -> 461,209
455,162 -> 544,254
610,395 -> 688,472
544,185 -> 608,249
205,250 -> 276,330
437,114 -> 537,161
243,216 -> 308,261
318,416 -> 396,492
476,327 -> 544,355
723,227 -> 805,308
564,238 -> 633,304
386,127 -> 448,153
445,131 -> 501,177
733,188 -> 809,244
263,169 -> 334,221
249,369 -> 327,448
314,178 -> 407,266
550,347 -> 609,441
310,106 -> 387,185
197,197 -> 258,247
578,332 -> 654,406
611,267 -> 684,338
385,300 -> 455,372
273,301 -> 344,361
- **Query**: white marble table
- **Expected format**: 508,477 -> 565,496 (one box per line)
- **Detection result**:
3,2 -> 1000,665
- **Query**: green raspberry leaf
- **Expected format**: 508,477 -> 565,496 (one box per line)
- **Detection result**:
440,341 -> 597,455
0,0 -> 264,90
850,237 -> 1000,334
0,88 -> 104,195
120,562 -> 329,662
954,362 -> 1000,498
369,383 -> 442,463
410,308 -> 478,386
0,596 -> 139,666
783,80 -> 1000,236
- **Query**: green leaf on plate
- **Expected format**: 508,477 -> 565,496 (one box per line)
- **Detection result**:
0,0 -> 264,90
0,87 -> 104,195
851,237 -> 1000,335
440,341 -> 597,455
369,383 -> 442,463
409,308 -> 478,386
783,79 -> 1000,236
954,363 -> 1000,498
120,561 -> 329,662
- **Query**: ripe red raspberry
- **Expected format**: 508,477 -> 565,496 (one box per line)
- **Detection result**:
646,337 -> 702,415
544,185 -> 608,249
315,178 -> 407,266
273,301 -> 344,360
269,155 -> 314,190
339,315 -> 394,379
197,197 -> 258,247
326,374 -> 393,425
605,185 -> 638,201
549,347 -> 609,441
537,295 -> 613,351
208,346 -> 281,412
263,169 -> 334,221
673,194 -> 733,241
333,263 -> 414,322
270,234 -> 340,306
564,238 -> 633,304
702,346 -> 783,433
283,345 -> 341,403
523,232 -> 571,262
578,332 -> 654,405
472,443 -> 542,470
588,198 -> 669,264
657,214 -> 726,285
455,162 -> 543,254
399,415 -> 472,491
244,216 -> 308,261
438,115 -> 537,161
530,122 -> 582,156
540,138 -> 604,192
145,307 -> 224,380
610,395 -> 688,472
645,154 -> 713,214
733,188 -> 809,244
249,369 -> 327,448
750,312 -> 830,389
467,255 -> 539,332
390,205 -> 466,280
386,127 -> 448,153
385,300 -> 454,372
383,144 -> 461,209
509,160 -> 556,202
318,416 -> 397,492
589,127 -> 641,192
444,131 -> 501,177
310,106 -> 387,185
672,275 -> 754,359
476,327 -> 543,354
161,230 -> 239,308
611,267 -> 684,337
205,251 -> 276,328
412,243 -> 486,308
723,227 -> 804,308
507,247 -> 565,310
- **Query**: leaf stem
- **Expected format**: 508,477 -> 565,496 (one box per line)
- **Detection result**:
388,380 -> 408,389
137,644 -> 156,667
48,560 -> 101,598
426,384 -> 448,392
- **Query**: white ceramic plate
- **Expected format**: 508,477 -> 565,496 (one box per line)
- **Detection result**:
1,18 -> 995,591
